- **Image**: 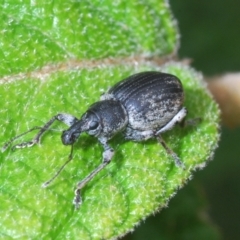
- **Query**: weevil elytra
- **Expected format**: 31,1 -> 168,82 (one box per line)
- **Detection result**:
2,71 -> 194,209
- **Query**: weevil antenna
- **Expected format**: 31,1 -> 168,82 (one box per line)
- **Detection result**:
42,145 -> 74,188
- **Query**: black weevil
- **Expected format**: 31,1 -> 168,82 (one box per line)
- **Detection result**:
2,71 -> 190,208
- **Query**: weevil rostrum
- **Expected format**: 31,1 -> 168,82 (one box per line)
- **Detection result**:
2,71 -> 193,209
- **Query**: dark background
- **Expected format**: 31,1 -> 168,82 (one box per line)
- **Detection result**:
125,0 -> 240,239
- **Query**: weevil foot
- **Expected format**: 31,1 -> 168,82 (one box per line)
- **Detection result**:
185,117 -> 202,126
172,152 -> 185,169
73,189 -> 82,209
2,138 -> 37,152
11,139 -> 39,151
156,135 -> 185,169
180,117 -> 202,128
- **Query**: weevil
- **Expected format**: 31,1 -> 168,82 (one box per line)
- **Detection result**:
2,71 -> 193,208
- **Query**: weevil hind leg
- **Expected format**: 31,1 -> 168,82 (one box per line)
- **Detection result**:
156,107 -> 187,135
73,138 -> 114,209
124,127 -> 154,141
155,108 -> 187,169
2,113 -> 79,151
156,135 -> 185,169
179,117 -> 202,128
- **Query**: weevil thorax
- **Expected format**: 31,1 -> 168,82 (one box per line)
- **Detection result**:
84,98 -> 128,140
61,97 -> 128,145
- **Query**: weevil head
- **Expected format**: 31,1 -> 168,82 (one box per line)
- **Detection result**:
61,99 -> 128,145
61,111 -> 102,145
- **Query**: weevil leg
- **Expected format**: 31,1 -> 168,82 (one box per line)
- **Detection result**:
73,138 -> 114,209
156,135 -> 185,169
156,107 -> 187,135
179,117 -> 202,128
2,126 -> 42,152
155,108 -> 187,168
2,113 -> 79,152
124,127 -> 154,141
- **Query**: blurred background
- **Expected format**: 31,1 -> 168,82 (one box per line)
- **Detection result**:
124,0 -> 240,239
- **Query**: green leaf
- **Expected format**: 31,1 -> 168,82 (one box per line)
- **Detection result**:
0,1 -> 220,240
124,181 -> 221,240
0,0 -> 177,76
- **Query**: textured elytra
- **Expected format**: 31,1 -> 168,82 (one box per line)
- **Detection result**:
107,72 -> 184,139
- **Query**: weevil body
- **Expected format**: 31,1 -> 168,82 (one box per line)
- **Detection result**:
107,71 -> 185,141
3,71 -> 188,208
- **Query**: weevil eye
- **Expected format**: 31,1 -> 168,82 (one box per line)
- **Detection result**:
87,119 -> 101,136
88,121 -> 99,130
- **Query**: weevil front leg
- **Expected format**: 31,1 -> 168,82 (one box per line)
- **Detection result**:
73,137 -> 114,209
2,113 -> 79,152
